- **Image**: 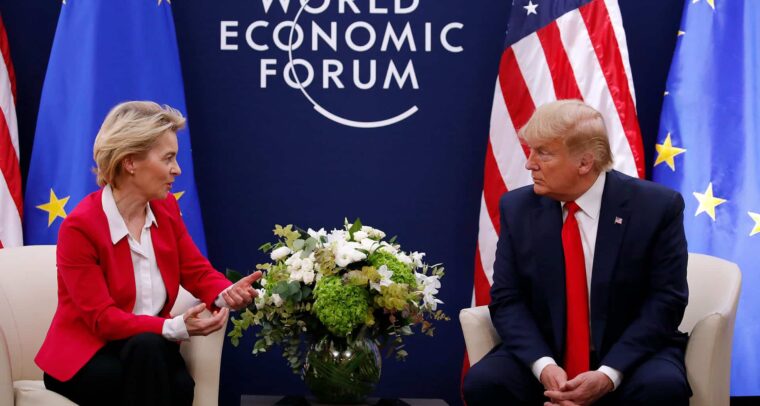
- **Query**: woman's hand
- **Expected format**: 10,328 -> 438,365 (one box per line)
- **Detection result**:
222,271 -> 263,311
183,303 -> 229,336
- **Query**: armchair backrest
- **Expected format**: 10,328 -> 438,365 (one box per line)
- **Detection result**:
679,253 -> 741,334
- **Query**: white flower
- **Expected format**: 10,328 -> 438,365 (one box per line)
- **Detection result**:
334,240 -> 367,267
352,230 -> 368,241
307,228 -> 327,241
302,270 -> 316,285
270,246 -> 291,261
379,242 -> 398,254
370,265 -> 394,292
410,251 -> 425,268
396,252 -> 413,265
362,226 -> 386,240
270,293 -> 284,307
285,253 -> 303,272
301,257 -> 314,273
254,293 -> 267,310
327,229 -> 348,244
289,268 -> 304,283
415,273 -> 443,310
359,238 -> 379,253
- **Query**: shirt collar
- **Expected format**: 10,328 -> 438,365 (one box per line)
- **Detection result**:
562,171 -> 606,220
102,185 -> 158,245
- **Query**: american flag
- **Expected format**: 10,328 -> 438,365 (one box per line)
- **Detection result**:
469,0 -> 646,358
0,14 -> 21,249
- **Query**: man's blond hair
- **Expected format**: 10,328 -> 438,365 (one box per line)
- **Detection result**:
519,99 -> 613,172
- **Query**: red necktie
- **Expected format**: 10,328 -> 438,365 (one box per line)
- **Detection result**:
562,201 -> 590,379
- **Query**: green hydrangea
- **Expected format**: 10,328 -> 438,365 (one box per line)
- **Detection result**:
312,276 -> 369,336
367,250 -> 416,287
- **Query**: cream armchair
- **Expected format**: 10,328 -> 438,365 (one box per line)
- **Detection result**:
460,253 -> 741,406
0,245 -> 226,406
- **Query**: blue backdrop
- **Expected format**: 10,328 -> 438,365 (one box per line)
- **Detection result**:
0,1 -> 696,405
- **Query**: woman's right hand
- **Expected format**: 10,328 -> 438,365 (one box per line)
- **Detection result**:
183,303 -> 229,336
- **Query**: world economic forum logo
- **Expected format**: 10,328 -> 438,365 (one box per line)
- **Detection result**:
220,0 -> 463,128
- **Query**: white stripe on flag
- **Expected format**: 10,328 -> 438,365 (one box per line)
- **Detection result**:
488,82 -> 533,191
0,57 -> 19,157
512,33 -> 557,107
556,9 -> 638,177
0,170 -> 22,247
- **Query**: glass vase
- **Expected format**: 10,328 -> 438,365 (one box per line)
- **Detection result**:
303,334 -> 382,404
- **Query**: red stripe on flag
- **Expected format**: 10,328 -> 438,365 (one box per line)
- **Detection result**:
536,22 -> 584,100
482,140 -> 507,235
473,246 -> 492,306
0,18 -> 17,102
0,109 -> 21,217
498,48 -> 536,137
579,0 -> 645,178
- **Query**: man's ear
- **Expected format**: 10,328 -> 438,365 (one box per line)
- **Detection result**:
578,152 -> 595,175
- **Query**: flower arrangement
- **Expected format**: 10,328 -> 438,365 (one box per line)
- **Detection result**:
228,219 -> 448,373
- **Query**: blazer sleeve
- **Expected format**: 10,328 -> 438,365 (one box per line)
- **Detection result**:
57,220 -> 165,340
488,196 -> 554,368
601,191 -> 689,373
167,196 -> 232,308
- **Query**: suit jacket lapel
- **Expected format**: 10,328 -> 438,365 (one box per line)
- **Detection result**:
590,171 -> 631,352
531,197 -> 566,355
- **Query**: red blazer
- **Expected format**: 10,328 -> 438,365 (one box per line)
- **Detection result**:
35,189 -> 232,381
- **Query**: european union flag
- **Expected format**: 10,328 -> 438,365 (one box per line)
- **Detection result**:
653,0 -> 760,395
24,0 -> 207,253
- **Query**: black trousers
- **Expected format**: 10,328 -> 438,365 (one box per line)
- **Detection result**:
463,344 -> 691,406
44,333 -> 194,406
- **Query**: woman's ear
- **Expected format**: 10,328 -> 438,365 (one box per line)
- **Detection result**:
122,155 -> 136,175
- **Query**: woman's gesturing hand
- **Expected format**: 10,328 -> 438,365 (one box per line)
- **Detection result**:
222,271 -> 263,311
183,303 -> 229,336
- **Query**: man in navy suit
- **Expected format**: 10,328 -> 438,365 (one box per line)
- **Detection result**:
463,100 -> 691,405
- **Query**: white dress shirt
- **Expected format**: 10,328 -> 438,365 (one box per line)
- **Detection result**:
102,186 -> 191,341
530,171 -> 623,389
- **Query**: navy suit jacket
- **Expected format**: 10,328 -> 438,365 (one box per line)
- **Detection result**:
488,170 -> 689,375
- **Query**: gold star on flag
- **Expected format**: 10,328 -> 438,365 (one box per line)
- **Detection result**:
36,189 -> 71,227
678,30 -> 685,37
654,133 -> 687,171
692,0 -> 715,9
173,191 -> 185,201
693,182 -> 727,221
749,212 -> 760,237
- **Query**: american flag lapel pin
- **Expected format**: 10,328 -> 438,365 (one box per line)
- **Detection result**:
614,217 -> 623,225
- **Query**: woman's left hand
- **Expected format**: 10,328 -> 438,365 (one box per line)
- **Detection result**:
222,271 -> 263,311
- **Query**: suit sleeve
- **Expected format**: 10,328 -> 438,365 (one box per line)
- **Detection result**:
601,192 -> 689,373
57,221 -> 165,340
167,196 -> 232,308
488,196 -> 554,368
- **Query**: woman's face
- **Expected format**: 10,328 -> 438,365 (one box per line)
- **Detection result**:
129,131 -> 182,201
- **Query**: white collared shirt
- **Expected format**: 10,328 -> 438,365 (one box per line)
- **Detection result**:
530,172 -> 623,389
102,185 -> 189,341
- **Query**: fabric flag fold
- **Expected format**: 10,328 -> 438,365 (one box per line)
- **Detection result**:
23,0 -> 207,253
0,13 -> 22,249
652,0 -> 759,395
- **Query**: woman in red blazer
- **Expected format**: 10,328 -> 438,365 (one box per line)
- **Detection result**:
35,101 -> 260,406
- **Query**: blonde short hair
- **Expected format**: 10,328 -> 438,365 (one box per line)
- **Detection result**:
519,99 -> 613,172
93,101 -> 186,187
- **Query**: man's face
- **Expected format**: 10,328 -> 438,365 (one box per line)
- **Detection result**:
523,137 -> 584,201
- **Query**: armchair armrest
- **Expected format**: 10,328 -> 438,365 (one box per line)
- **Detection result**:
685,313 -> 731,406
0,327 -> 13,406
459,306 -> 501,366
